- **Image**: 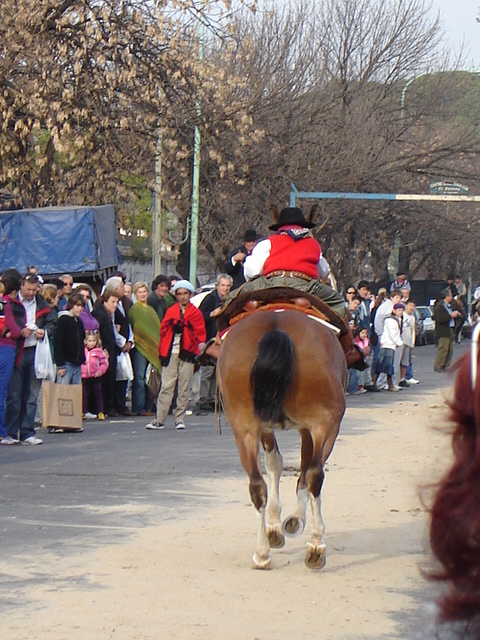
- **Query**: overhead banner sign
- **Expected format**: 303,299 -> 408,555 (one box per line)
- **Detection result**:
430,182 -> 469,195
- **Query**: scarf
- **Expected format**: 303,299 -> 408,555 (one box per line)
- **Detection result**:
128,302 -> 161,370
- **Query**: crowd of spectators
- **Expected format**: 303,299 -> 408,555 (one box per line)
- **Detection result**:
0,260 -> 473,444
345,273 -> 471,398
345,277 -> 421,396
0,268 -> 208,445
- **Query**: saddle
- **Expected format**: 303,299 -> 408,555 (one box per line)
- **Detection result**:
202,287 -> 367,370
215,286 -> 347,334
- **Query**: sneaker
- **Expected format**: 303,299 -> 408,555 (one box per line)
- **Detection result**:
365,384 -> 381,392
388,385 -> 402,392
407,378 -> 420,385
398,380 -> 409,388
145,421 -> 164,430
175,422 -> 186,430
0,435 -> 20,445
353,388 -> 367,394
97,412 -> 106,421
84,412 -> 97,420
22,435 -> 43,445
185,409 -> 193,416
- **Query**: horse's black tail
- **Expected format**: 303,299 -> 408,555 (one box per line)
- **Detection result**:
250,329 -> 294,423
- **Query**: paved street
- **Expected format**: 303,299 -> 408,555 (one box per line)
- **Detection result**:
0,341 -> 468,567
0,404 -> 248,557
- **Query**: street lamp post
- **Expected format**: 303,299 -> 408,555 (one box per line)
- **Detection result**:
152,124 -> 163,275
189,11 -> 205,286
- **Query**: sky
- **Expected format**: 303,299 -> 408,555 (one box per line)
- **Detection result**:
430,0 -> 480,68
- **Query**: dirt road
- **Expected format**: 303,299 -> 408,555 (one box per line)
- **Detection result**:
1,346 -> 460,639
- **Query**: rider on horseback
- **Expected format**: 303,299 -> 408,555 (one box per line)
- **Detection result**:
199,205 -> 367,370
239,206 -> 346,317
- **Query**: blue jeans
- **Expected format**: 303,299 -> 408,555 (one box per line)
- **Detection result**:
5,346 -> 42,440
131,349 -> 152,414
406,349 -> 413,380
57,362 -> 82,385
0,346 -> 16,437
347,369 -> 359,393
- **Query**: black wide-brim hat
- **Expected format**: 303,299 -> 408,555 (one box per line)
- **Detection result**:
269,207 -> 316,231
243,228 -> 262,242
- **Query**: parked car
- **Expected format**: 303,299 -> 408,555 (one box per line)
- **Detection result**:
415,306 -> 435,345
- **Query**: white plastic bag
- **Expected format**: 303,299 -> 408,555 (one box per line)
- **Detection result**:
116,351 -> 134,381
34,332 -> 55,380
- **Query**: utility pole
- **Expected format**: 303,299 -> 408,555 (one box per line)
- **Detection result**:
188,9 -> 205,286
152,124 -> 163,276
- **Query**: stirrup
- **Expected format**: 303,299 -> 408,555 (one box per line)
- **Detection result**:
345,344 -> 368,371
195,338 -> 218,366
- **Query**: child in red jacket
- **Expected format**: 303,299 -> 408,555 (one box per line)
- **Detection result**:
81,331 -> 109,420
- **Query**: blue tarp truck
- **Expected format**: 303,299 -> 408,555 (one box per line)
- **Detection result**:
0,205 -> 120,281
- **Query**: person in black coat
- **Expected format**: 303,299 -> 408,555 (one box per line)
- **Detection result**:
225,228 -> 262,290
433,288 -> 461,372
92,291 -> 119,417
197,274 -> 232,410
99,275 -> 134,416
54,293 -> 86,384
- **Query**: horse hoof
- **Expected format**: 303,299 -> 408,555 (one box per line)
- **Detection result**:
305,542 -> 326,571
252,552 -> 271,570
267,527 -> 285,549
282,516 -> 305,537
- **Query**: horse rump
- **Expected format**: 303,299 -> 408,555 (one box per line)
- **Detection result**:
250,329 -> 294,423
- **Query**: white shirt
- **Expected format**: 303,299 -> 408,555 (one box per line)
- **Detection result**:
113,300 -> 134,348
19,293 -> 37,348
374,299 -> 393,337
401,312 -> 416,348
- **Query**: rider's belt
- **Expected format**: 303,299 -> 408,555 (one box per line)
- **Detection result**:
265,270 -> 314,282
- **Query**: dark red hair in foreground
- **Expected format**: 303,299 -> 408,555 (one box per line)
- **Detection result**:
429,352 -> 480,631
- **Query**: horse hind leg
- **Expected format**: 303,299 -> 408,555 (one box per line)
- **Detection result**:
304,465 -> 327,571
236,431 -> 272,569
250,476 -> 271,569
304,426 -> 341,570
305,491 -> 327,571
261,432 -> 285,550
282,429 -> 313,538
282,486 -> 307,538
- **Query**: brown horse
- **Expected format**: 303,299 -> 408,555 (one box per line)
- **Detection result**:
217,307 -> 347,570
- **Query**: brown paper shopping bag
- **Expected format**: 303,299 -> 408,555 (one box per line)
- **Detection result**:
42,382 -> 83,431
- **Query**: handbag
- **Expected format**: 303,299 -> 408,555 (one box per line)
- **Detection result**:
34,332 -> 55,381
116,351 -> 134,381
146,364 -> 161,398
